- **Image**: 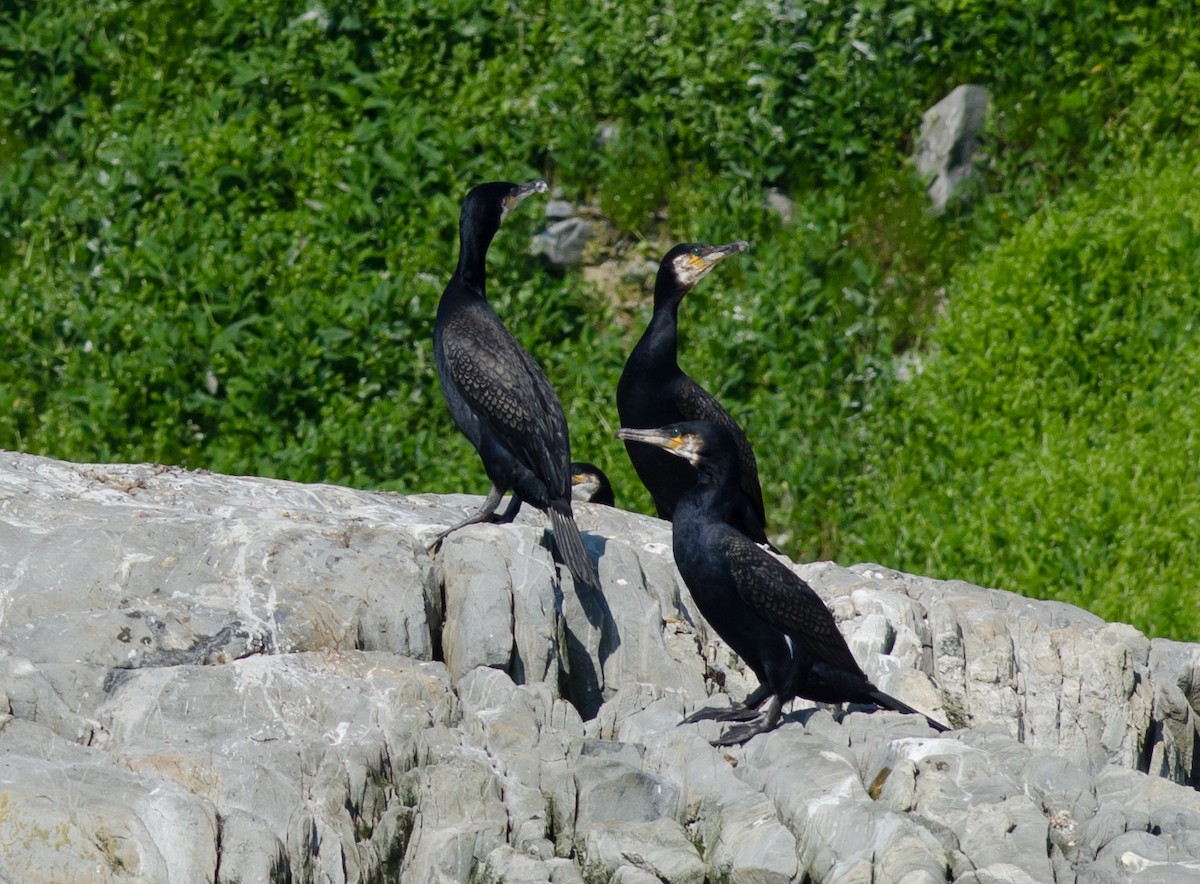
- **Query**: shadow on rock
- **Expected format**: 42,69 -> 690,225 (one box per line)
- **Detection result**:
557,534 -> 618,720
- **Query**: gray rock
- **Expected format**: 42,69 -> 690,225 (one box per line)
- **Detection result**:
396,736 -> 508,882
545,199 -> 575,220
573,751 -> 679,836
97,650 -> 455,881
766,188 -> 795,225
439,528 -> 517,679
1148,639 -> 1200,782
914,83 -> 989,214
607,256 -> 660,290
609,866 -> 662,884
532,217 -> 593,266
456,667 -> 583,856
0,718 -> 219,883
643,731 -> 799,883
3,450 -> 1200,881
738,727 -> 947,882
581,819 -> 705,883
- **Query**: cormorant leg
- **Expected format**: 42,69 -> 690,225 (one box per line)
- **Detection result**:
489,493 -> 522,524
711,696 -> 783,747
427,485 -> 506,553
681,684 -> 773,724
741,684 -> 772,709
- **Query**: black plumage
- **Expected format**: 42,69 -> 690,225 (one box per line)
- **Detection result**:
616,241 -> 774,547
571,461 -> 615,507
431,180 -> 599,590
617,420 -> 948,744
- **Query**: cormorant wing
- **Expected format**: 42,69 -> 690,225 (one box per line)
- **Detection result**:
724,533 -> 865,676
443,305 -> 570,490
675,379 -> 769,526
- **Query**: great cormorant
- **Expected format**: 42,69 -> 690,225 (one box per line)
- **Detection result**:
617,420 -> 948,744
616,241 -> 774,547
430,179 -> 599,590
571,462 -> 615,507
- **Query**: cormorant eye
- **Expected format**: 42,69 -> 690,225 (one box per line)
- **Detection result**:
670,427 -> 681,438
690,247 -> 701,256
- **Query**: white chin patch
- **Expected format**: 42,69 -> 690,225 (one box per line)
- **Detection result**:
572,479 -> 600,502
678,441 -> 704,467
672,254 -> 711,290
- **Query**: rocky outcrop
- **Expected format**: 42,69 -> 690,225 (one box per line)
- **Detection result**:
1,450 -> 1199,882
533,200 -> 594,267
915,84 -> 990,214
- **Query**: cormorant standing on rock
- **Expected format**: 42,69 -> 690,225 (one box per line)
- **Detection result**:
617,242 -> 775,548
571,462 -> 615,507
617,420 -> 948,744
430,180 -> 599,590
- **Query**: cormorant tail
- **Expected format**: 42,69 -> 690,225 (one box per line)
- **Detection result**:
868,689 -> 949,733
549,502 -> 600,590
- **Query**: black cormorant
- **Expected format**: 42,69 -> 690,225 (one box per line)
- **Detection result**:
430,179 -> 599,590
571,462 -> 615,507
617,420 -> 948,744
616,241 -> 774,547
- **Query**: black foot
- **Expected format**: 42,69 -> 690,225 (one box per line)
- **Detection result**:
710,717 -> 778,747
426,486 -> 511,555
682,704 -> 764,724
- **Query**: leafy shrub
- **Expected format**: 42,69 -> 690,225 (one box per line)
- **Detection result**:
846,147 -> 1200,639
3,0 -> 1200,638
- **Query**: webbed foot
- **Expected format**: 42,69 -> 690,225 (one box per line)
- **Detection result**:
682,705 -> 764,724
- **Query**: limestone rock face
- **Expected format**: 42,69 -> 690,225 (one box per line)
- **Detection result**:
2,450 -> 1200,881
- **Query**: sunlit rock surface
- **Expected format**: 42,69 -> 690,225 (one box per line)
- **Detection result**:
2,450 -> 1199,882
915,83 -> 990,215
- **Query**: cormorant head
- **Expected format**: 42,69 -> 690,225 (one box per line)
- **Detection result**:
571,461 -> 615,506
456,180 -> 549,281
463,179 -> 549,222
654,241 -> 749,306
460,179 -> 548,236
617,420 -> 734,470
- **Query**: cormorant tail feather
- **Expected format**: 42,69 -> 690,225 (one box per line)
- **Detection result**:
868,689 -> 949,733
549,503 -> 600,590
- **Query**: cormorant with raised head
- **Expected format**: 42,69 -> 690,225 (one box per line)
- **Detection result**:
617,241 -> 774,548
571,462 -> 615,507
617,420 -> 948,744
430,179 -> 599,590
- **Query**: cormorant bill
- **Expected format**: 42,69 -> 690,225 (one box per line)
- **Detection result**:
571,461 -> 615,507
617,420 -> 948,744
616,241 -> 776,550
430,179 -> 600,590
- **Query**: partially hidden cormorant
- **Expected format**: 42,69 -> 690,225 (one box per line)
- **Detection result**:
430,179 -> 599,590
616,241 -> 775,548
571,462 -> 615,507
617,420 -> 948,744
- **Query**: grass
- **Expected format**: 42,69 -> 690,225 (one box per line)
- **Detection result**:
3,0 -> 1200,638
845,148 -> 1200,639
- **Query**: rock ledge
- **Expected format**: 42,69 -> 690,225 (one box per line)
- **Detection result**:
1,451 -> 1198,882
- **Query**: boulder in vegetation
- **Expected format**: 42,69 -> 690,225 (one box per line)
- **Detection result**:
915,84 -> 990,213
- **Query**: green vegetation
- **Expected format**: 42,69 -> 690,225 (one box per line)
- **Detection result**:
2,1 -> 1199,638
848,151 -> 1200,638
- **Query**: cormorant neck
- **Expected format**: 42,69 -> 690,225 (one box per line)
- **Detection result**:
681,450 -> 742,522
629,295 -> 681,371
652,273 -> 689,313
454,211 -> 500,295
